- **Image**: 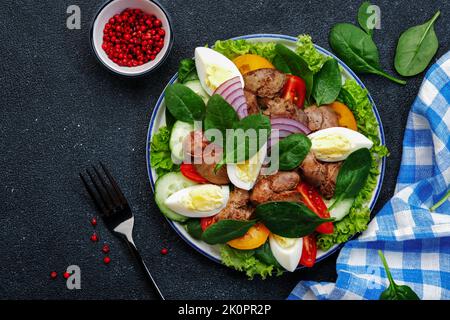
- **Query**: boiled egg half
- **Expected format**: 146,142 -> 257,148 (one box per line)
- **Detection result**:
195,47 -> 243,96
227,145 -> 267,190
308,127 -> 373,162
269,234 -> 303,272
164,184 -> 229,218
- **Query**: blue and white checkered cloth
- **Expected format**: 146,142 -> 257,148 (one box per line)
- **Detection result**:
289,51 -> 450,300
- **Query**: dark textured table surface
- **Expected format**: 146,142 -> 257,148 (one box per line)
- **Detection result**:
0,0 -> 449,300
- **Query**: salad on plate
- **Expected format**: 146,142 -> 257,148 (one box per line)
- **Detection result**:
149,35 -> 387,278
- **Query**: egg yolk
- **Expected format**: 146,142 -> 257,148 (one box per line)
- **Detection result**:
181,185 -> 224,212
205,64 -> 233,91
236,152 -> 261,183
272,234 -> 296,248
311,134 -> 352,160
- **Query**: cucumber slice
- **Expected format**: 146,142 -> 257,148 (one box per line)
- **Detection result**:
185,80 -> 210,103
154,172 -> 197,222
169,121 -> 194,162
325,198 -> 355,221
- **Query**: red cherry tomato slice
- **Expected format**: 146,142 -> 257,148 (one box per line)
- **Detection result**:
281,75 -> 306,108
297,182 -> 334,234
200,217 -> 215,231
299,234 -> 317,267
180,163 -> 209,183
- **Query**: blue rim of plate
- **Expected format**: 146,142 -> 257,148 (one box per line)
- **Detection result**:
145,34 -> 386,269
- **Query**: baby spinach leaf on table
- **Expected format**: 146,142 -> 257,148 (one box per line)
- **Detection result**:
330,148 -> 372,210
204,94 -> 240,137
273,44 -> 314,98
329,23 -> 406,85
312,58 -> 342,106
185,219 -> 203,240
256,202 -> 333,238
201,219 -> 257,245
178,58 -> 198,83
272,133 -> 311,171
358,1 -> 375,37
165,83 -> 206,123
394,11 -> 440,77
378,250 -> 420,300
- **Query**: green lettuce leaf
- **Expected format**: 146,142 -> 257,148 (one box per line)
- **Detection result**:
220,245 -> 283,280
150,127 -> 179,176
178,58 -> 198,83
213,39 -> 277,62
295,34 -> 330,73
213,35 -> 329,71
317,79 -> 389,251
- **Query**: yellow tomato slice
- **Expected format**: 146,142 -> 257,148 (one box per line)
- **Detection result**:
233,54 -> 274,75
329,101 -> 358,131
227,223 -> 270,250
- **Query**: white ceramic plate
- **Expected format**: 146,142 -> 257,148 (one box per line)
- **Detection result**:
146,34 -> 386,269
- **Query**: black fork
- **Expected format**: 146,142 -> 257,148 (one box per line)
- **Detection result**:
80,162 -> 165,300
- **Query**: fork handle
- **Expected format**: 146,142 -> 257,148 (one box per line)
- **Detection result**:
125,240 -> 165,300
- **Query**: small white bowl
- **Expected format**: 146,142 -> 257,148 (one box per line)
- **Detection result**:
90,0 -> 173,77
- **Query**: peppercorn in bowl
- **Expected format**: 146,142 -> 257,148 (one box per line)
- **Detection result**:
90,0 -> 173,77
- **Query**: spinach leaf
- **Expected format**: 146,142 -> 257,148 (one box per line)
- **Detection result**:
201,219 -> 257,245
358,1 -> 374,37
312,58 -> 342,106
394,11 -> 440,77
235,113 -> 271,131
204,94 -> 240,137
329,23 -> 406,85
256,202 -> 333,238
221,114 -> 271,165
178,58 -> 198,83
330,148 -> 372,209
272,54 -> 290,73
255,241 -> 282,269
185,219 -> 203,240
378,250 -> 420,300
165,83 -> 206,123
165,106 -> 176,130
273,133 -> 311,171
273,44 -> 314,98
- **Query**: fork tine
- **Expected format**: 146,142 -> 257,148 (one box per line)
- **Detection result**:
92,165 -> 117,206
86,168 -> 113,213
100,162 -> 128,205
80,172 -> 106,214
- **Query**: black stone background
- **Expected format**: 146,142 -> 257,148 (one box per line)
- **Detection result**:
0,0 -> 449,300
